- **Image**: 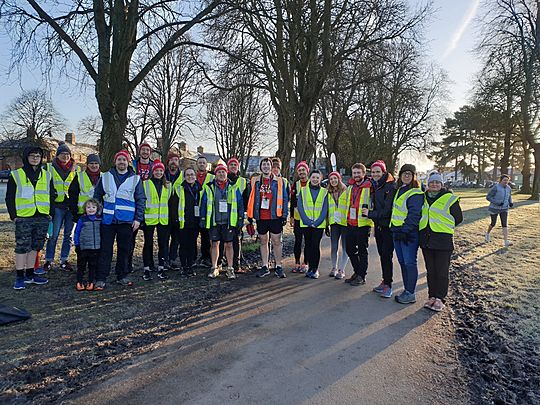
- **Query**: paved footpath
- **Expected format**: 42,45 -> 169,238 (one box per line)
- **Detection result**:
73,236 -> 469,405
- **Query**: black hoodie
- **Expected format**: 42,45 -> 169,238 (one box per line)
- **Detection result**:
5,146 -> 56,220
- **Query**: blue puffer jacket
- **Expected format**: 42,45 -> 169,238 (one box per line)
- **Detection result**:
486,183 -> 513,213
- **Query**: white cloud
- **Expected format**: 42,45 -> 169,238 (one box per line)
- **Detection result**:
443,0 -> 480,58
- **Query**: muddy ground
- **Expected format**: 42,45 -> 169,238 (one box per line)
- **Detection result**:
447,196 -> 540,404
1,191 -> 539,404
0,235 -> 294,404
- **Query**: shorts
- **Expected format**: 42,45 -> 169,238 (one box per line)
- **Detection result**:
257,219 -> 283,235
14,216 -> 50,254
209,224 -> 235,242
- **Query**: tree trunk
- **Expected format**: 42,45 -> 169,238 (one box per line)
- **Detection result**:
276,114 -> 295,179
520,140 -> 532,194
531,146 -> 540,197
98,96 -> 129,171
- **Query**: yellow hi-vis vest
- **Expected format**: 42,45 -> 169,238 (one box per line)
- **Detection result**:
299,184 -> 328,228
47,162 -> 77,203
390,187 -> 424,227
293,180 -> 307,220
77,171 -> 101,214
234,176 -> 247,193
176,184 -> 200,229
203,182 -> 238,229
346,186 -> 374,227
11,168 -> 51,217
143,180 -> 172,225
328,189 -> 348,226
419,193 -> 459,234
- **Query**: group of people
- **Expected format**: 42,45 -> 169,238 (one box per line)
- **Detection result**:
7,140 -> 477,313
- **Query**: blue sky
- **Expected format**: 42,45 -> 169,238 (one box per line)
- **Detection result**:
0,0 -> 481,155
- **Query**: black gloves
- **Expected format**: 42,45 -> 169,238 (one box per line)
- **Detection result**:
509,202 -> 514,208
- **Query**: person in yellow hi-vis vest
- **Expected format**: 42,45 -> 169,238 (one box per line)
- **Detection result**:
297,170 -> 328,279
44,142 -> 79,272
327,171 -> 349,280
68,153 -> 102,221
344,163 -> 373,286
141,160 -> 172,282
200,164 -> 244,280
6,146 -> 55,290
419,172 -> 463,312
390,164 -> 425,304
289,161 -> 310,274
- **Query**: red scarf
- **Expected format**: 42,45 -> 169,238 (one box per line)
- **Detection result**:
86,168 -> 101,185
56,158 -> 73,172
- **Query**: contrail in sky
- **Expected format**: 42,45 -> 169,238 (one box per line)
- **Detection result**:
443,0 -> 481,58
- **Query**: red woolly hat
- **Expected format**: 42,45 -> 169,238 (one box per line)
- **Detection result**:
214,163 -> 228,174
152,160 -> 165,173
371,160 -> 387,173
114,150 -> 131,162
166,153 -> 180,164
227,157 -> 240,166
328,171 -> 342,181
296,161 -> 310,173
139,142 -> 152,151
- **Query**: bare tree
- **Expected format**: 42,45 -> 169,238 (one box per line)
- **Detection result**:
132,34 -> 202,158
206,0 -> 429,176
1,89 -> 65,140
206,69 -> 271,173
77,115 -> 102,145
0,0 -> 232,168
479,0 -> 540,195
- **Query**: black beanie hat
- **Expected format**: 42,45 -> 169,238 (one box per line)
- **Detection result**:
399,164 -> 417,176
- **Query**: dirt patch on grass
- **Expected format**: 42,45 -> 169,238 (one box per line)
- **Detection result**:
447,193 -> 540,404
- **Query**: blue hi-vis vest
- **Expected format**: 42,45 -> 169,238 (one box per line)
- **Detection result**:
101,171 -> 140,225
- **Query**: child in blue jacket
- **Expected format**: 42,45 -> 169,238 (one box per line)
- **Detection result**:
73,198 -> 102,291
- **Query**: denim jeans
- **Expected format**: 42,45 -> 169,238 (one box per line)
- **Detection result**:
393,231 -> 419,293
45,207 -> 74,262
330,224 -> 349,271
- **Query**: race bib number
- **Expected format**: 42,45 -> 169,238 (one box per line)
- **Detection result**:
194,206 -> 200,217
21,186 -> 35,200
349,208 -> 357,220
261,198 -> 270,210
219,200 -> 228,213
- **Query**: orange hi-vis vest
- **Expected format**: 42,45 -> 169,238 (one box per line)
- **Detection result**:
247,175 -> 284,218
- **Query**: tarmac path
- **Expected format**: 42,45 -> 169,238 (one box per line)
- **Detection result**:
72,235 -> 469,405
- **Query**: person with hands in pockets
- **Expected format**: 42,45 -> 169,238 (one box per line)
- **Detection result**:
297,170 -> 328,279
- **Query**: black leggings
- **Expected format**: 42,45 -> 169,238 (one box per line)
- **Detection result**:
293,220 -> 307,264
490,211 -> 508,227
303,227 -> 324,271
143,224 -> 170,268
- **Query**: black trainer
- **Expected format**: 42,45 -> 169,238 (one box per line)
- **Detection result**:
344,273 -> 358,284
256,266 -> 270,278
349,276 -> 366,286
275,266 -> 286,278
157,271 -> 169,280
142,270 -> 152,281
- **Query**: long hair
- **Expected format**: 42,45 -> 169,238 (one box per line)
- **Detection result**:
327,177 -> 347,195
397,176 -> 420,189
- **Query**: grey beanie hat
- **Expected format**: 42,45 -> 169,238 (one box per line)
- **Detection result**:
56,142 -> 71,156
428,171 -> 444,184
87,153 -> 101,165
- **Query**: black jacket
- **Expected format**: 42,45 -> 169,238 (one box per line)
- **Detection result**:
368,173 -> 397,228
6,147 -> 56,220
180,180 -> 201,228
420,189 -> 463,251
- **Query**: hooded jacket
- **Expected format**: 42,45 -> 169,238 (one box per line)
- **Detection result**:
368,172 -> 397,228
92,166 -> 146,224
486,183 -> 513,213
5,146 -> 56,220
